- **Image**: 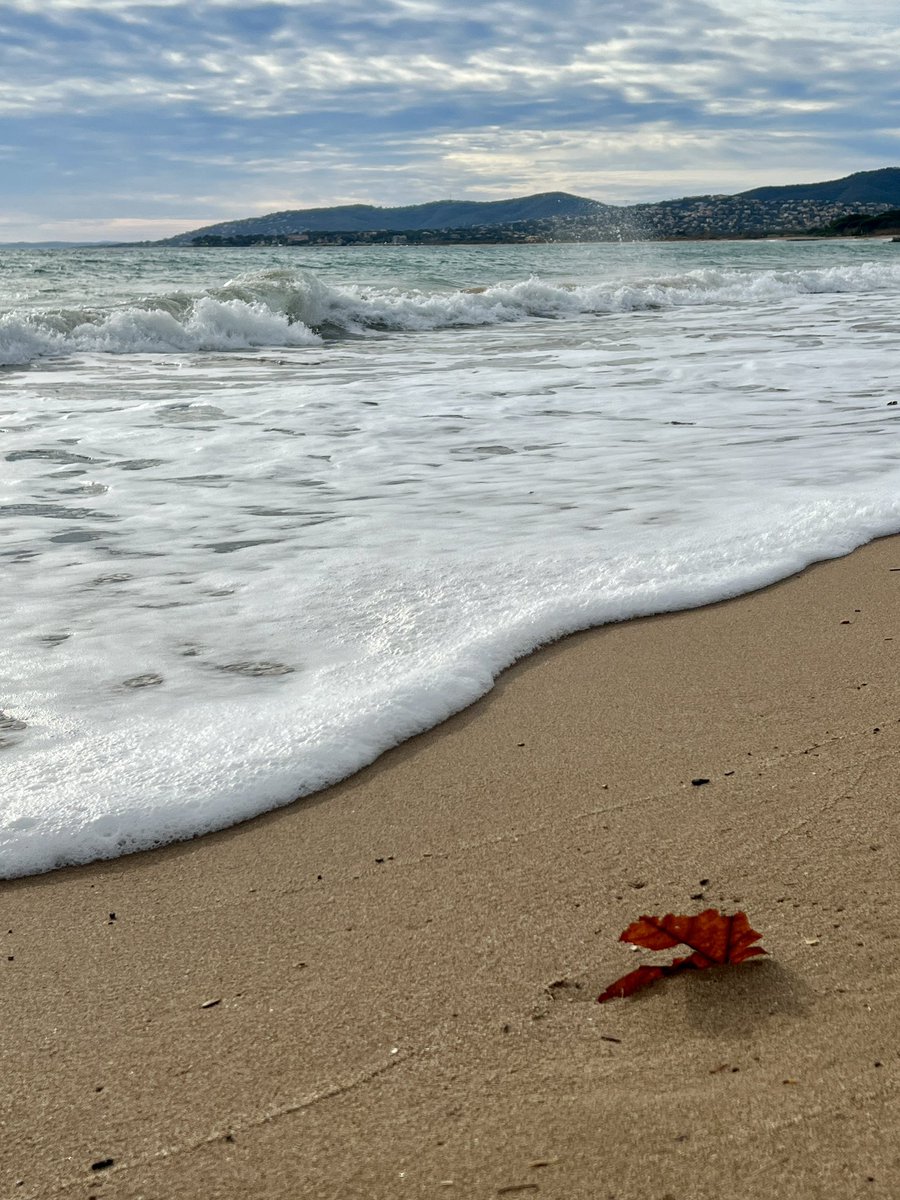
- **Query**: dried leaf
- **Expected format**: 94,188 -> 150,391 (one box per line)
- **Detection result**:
621,909 -> 766,963
597,908 -> 766,1003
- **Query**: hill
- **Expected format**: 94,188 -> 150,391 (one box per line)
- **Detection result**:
161,168 -> 900,245
737,167 -> 900,207
162,193 -> 613,245
812,208 -> 900,236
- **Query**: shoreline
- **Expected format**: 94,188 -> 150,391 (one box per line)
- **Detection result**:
3,536 -> 900,1197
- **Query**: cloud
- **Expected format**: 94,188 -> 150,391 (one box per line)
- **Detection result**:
0,0 -> 898,239
2,0 -> 895,120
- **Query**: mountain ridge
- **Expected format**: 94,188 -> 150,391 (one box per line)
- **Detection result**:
162,191 -> 611,242
156,166 -> 900,244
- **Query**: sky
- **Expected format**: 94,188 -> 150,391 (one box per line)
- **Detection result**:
1,0 -> 899,242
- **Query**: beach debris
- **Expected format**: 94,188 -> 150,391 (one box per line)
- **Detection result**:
200,998 -> 222,1009
691,777 -> 710,786
597,908 -> 767,1003
90,1159 -> 115,1172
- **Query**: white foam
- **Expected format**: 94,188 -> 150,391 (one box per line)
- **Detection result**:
0,294 -> 320,364
3,241 -> 900,876
3,256 -> 899,365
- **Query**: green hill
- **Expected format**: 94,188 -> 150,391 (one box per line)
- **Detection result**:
160,168 -> 900,246
737,167 -> 900,207
163,192 -> 613,244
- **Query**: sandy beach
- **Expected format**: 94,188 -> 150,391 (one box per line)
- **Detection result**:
3,536 -> 899,1199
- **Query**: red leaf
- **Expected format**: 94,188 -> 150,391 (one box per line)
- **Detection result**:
597,962 -> 678,1003
597,909 -> 766,1003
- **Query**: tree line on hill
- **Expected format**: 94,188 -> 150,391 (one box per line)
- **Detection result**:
165,168 -> 900,247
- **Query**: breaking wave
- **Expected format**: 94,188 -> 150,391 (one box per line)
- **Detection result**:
3,261 -> 899,367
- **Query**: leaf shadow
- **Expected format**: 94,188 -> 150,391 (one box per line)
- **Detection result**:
680,958 -> 813,1037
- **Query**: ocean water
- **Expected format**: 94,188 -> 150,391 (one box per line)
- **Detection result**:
3,238 -> 900,878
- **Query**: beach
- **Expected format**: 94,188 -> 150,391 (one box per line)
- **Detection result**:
3,534 -> 899,1198
6,240 -> 900,879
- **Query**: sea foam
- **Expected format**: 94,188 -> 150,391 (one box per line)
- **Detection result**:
3,244 -> 900,877
2,260 -> 899,366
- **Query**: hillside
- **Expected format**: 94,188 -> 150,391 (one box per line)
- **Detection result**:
161,168 -> 900,245
738,167 -> 900,207
813,208 -> 900,236
163,192 -> 613,244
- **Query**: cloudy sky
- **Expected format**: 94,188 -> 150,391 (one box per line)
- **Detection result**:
2,0 -> 898,241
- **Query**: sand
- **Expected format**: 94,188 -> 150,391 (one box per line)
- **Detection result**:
2,537 -> 899,1199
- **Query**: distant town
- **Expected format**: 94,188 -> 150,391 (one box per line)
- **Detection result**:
174,167 -> 900,249
187,199 -> 900,247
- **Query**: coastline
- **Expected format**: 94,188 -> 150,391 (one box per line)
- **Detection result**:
3,536 -> 900,1198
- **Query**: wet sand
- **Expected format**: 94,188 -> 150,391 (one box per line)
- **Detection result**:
2,537 -> 900,1198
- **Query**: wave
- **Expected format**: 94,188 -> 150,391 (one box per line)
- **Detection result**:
0,292 -> 322,366
3,261 -> 899,366
5,493 -> 900,879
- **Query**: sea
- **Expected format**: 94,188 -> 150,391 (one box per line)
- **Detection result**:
2,238 -> 900,878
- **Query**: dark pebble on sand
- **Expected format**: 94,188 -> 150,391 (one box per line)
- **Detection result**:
691,777 -> 710,786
